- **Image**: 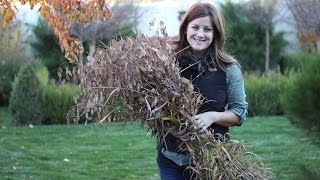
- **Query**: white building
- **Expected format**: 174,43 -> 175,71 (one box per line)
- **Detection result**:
135,0 -> 219,37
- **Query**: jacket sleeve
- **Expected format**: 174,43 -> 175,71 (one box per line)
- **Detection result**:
226,64 -> 248,126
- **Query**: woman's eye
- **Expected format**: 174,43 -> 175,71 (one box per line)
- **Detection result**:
204,28 -> 212,32
192,26 -> 199,30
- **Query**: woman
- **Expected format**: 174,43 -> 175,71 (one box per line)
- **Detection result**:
156,3 -> 248,180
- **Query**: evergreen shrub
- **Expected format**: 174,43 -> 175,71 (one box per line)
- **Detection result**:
244,72 -> 289,116
0,55 -> 27,105
281,53 -> 320,133
31,18 -> 67,80
9,62 -> 44,125
221,2 -> 287,72
282,54 -> 309,73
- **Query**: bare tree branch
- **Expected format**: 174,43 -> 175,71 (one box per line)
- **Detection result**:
284,0 -> 320,52
70,0 -> 141,57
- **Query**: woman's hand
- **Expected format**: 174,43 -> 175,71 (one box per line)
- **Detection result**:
192,112 -> 218,133
167,111 -> 240,140
192,111 -> 241,133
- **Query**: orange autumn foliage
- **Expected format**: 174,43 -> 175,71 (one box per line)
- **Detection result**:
297,30 -> 318,53
0,0 -> 112,61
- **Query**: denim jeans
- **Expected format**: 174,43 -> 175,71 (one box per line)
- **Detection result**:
158,164 -> 194,180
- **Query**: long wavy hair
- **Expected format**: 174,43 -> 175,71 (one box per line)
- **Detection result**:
174,3 -> 240,71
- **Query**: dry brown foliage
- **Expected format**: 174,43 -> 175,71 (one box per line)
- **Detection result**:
72,35 -> 202,131
69,27 -> 272,179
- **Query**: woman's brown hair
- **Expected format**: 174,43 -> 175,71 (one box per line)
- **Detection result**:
174,3 -> 239,71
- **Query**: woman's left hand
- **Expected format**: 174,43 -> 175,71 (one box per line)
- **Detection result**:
192,112 -> 219,133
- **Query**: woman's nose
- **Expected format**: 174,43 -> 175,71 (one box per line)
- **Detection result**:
196,29 -> 205,37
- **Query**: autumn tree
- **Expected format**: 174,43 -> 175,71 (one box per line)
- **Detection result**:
0,0 -> 112,62
31,1 -> 139,79
284,0 -> 320,53
241,0 -> 278,72
70,0 -> 140,59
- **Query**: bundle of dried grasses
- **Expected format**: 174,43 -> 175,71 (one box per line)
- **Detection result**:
70,33 -> 272,179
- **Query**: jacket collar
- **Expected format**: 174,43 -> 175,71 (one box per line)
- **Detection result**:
178,51 -> 214,71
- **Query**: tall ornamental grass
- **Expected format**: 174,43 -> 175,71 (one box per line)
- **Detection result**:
42,80 -> 79,124
244,72 -> 289,116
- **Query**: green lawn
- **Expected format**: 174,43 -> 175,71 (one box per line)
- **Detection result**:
1,107 -> 319,179
230,116 -> 320,180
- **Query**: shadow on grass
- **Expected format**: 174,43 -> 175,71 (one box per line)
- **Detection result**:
292,165 -> 320,180
0,106 -> 12,127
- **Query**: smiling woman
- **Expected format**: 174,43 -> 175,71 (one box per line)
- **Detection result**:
157,2 -> 249,179
186,16 -> 214,56
72,1 -> 269,179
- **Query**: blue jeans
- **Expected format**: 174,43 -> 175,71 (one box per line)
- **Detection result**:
158,164 -> 194,180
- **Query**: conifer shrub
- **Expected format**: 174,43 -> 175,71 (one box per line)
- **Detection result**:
9,61 -> 79,125
281,53 -> 320,133
36,62 -> 50,87
9,62 -> 44,125
244,72 -> 289,116
277,54 -> 308,76
0,19 -> 29,106
0,55 -> 27,105
31,18 -> 67,80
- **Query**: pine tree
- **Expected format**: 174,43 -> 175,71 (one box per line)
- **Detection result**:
9,62 -> 44,125
221,2 -> 287,72
31,18 -> 67,80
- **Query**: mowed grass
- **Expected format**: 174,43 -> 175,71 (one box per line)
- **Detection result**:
230,116 -> 320,180
0,108 -> 158,179
1,107 -> 319,180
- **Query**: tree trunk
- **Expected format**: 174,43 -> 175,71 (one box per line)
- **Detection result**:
265,27 -> 270,72
89,40 -> 96,56
79,51 -> 83,65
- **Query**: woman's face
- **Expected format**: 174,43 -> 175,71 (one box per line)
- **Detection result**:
186,16 -> 213,56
